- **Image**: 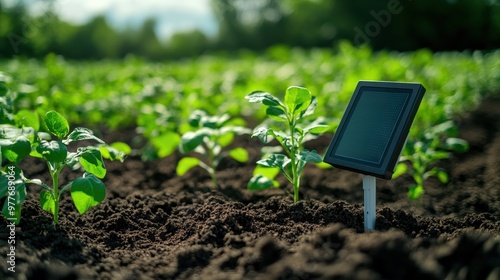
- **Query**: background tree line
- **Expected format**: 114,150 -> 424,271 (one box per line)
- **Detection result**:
1,0 -> 499,60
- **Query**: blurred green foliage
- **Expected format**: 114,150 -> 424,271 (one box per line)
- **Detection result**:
0,0 -> 499,60
1,43 -> 498,134
1,43 -> 499,196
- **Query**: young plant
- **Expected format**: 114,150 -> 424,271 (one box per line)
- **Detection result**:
394,121 -> 469,200
1,110 -> 128,224
176,110 -> 251,188
136,104 -> 181,160
245,86 -> 329,203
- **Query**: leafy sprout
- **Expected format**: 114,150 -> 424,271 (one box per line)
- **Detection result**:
394,120 -> 469,200
245,86 -> 329,203
176,110 -> 251,188
1,108 -> 129,225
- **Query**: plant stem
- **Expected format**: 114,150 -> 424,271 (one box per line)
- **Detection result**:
293,172 -> 300,203
52,171 -> 59,224
288,117 -> 300,203
199,160 -> 217,188
201,141 -> 219,188
49,165 -> 61,225
210,169 -> 218,189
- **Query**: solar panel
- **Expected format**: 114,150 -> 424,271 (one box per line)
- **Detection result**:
323,81 -> 426,179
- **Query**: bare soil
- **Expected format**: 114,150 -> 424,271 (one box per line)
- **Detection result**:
1,96 -> 499,280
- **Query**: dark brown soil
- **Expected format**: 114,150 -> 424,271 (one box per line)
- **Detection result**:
1,96 -> 499,280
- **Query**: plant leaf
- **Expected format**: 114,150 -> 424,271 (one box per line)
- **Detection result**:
37,140 -> 68,163
45,111 -> 69,139
425,167 -> 449,184
151,131 -> 181,158
0,82 -> 7,96
0,125 -> 20,140
252,165 -> 280,188
176,157 -> 200,176
38,132 -> 52,141
218,132 -> 234,148
229,147 -> 248,163
20,127 -> 36,143
40,190 -> 56,214
79,148 -> 106,179
2,136 -> 31,162
284,86 -> 311,116
273,131 -> 289,143
392,162 -> 408,179
180,129 -> 208,153
297,150 -> 322,174
200,114 -> 221,129
303,123 -> 330,135
299,150 -> 323,163
1,140 -> 13,151
252,126 -> 274,144
99,142 -> 131,162
436,169 -> 449,184
247,175 -> 275,191
408,184 -> 424,200
257,153 -> 291,168
253,165 -> 280,180
0,108 -> 15,126
316,161 -> 333,169
71,175 -> 106,215
15,109 -> 40,130
301,96 -> 318,117
64,127 -> 105,145
0,173 -> 8,198
110,141 -> 132,155
245,91 -> 282,107
257,154 -> 291,180
428,150 -> 450,160
444,138 -> 469,153
414,173 -> 423,185
266,106 -> 288,122
427,121 -> 458,138
188,110 -> 206,127
66,152 -> 80,169
215,114 -> 231,127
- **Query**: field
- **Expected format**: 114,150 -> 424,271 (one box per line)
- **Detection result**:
1,44 -> 500,279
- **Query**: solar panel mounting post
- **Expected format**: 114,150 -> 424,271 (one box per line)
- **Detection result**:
363,175 -> 376,231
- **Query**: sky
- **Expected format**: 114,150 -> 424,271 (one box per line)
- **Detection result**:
9,0 -> 219,40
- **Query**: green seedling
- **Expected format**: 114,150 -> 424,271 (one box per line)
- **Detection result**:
176,110 -> 251,188
394,121 -> 469,200
0,110 -> 128,224
137,104 -> 181,160
245,86 -> 329,203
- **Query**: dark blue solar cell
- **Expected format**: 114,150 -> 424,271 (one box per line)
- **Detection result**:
335,90 -> 409,163
323,81 -> 425,179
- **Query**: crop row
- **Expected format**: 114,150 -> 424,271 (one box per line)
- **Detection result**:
2,43 -> 499,130
1,43 -> 500,209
